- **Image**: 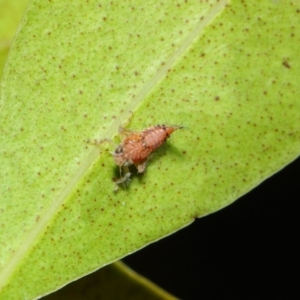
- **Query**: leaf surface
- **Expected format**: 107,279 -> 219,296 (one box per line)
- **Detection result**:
0,0 -> 31,79
0,0 -> 299,299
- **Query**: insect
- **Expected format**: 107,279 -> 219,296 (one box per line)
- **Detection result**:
113,124 -> 183,191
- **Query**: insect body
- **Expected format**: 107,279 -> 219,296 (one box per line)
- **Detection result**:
113,124 -> 182,191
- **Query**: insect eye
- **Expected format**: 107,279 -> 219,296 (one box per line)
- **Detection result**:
114,145 -> 123,154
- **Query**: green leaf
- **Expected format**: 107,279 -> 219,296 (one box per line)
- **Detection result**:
0,0 -> 299,299
0,0 -> 31,79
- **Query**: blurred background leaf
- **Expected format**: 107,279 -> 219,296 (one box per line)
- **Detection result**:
0,0 -> 31,79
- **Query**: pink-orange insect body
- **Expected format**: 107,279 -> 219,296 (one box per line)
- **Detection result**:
113,124 -> 182,189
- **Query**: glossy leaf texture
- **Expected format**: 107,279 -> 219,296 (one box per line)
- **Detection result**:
0,0 -> 299,299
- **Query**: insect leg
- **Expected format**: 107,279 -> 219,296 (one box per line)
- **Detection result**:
137,161 -> 147,173
87,138 -> 116,147
113,166 -> 131,192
